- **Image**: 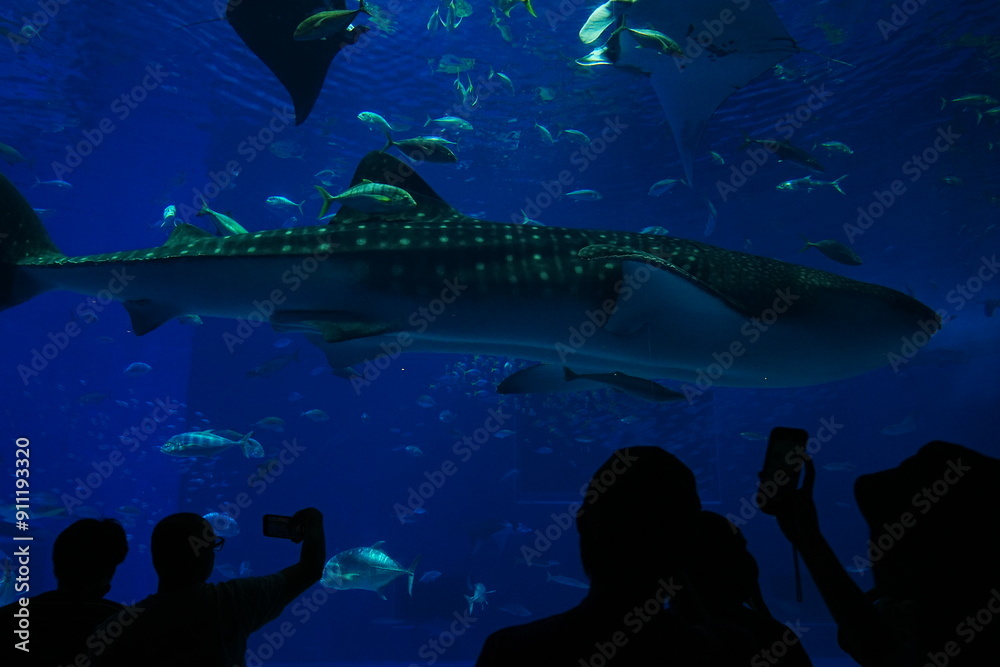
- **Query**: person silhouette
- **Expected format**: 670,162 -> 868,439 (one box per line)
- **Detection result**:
3,518 -> 129,666
764,440 -> 1000,666
476,446 -> 709,666
668,511 -> 812,666
94,507 -> 325,666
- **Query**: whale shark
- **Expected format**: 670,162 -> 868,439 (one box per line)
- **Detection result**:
0,152 -> 939,399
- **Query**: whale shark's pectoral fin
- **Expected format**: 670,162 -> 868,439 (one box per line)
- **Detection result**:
579,243 -> 749,317
497,364 -> 685,402
271,310 -> 400,343
123,299 -> 188,336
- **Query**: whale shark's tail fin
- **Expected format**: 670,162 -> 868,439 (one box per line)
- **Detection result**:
0,173 -> 63,311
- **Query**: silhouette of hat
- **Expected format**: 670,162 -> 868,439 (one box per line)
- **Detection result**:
854,441 -> 999,595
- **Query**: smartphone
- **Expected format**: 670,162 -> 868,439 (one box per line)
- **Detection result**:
756,427 -> 810,512
262,514 -> 304,542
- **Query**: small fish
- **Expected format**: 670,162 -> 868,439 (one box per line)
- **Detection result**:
198,203 -> 248,236
160,430 -> 263,459
499,603 -> 532,617
253,416 -> 286,433
741,135 -> 824,172
301,409 -> 330,422
491,70 -> 515,94
494,429 -> 517,439
124,362 -> 152,376
800,237 -> 862,266
546,572 -> 589,589
534,122 -> 554,144
622,27 -> 683,56
403,445 -> 424,457
880,414 -> 917,436
294,0 -> 370,41
159,205 -> 177,228
321,542 -> 420,599
358,111 -> 396,133
439,409 -> 457,423
640,226 -> 670,235
425,115 -> 473,131
709,151 -> 725,165
740,431 -> 766,441
416,395 -> 436,408
268,140 -> 306,160
465,582 -> 495,613
776,175 -> 847,195
314,169 -> 339,186
519,209 -> 542,225
202,511 -> 240,537
247,349 -> 300,377
819,141 -> 854,155
33,178 -> 73,189
562,129 -> 590,144
942,94 -> 998,109
940,176 -> 964,186
496,0 -> 536,18
382,132 -> 458,164
436,53 -> 475,74
566,189 -> 602,201
647,178 -> 685,197
266,196 -> 303,215
316,182 -> 416,217
419,570 -> 443,583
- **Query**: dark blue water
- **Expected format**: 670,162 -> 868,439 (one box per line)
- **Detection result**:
2,0 -> 999,664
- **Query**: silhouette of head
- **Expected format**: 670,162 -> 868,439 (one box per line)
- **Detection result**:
576,447 -> 701,586
151,513 -> 218,588
854,441 -> 1000,601
53,518 -> 128,594
681,511 -> 760,607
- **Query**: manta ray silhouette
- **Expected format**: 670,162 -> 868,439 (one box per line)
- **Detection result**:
227,0 -> 368,125
583,0 -> 800,185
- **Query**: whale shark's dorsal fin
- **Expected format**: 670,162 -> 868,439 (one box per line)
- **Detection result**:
330,151 -> 475,226
164,223 -> 216,247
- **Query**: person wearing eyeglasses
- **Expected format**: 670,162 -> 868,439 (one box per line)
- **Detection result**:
93,508 -> 325,666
